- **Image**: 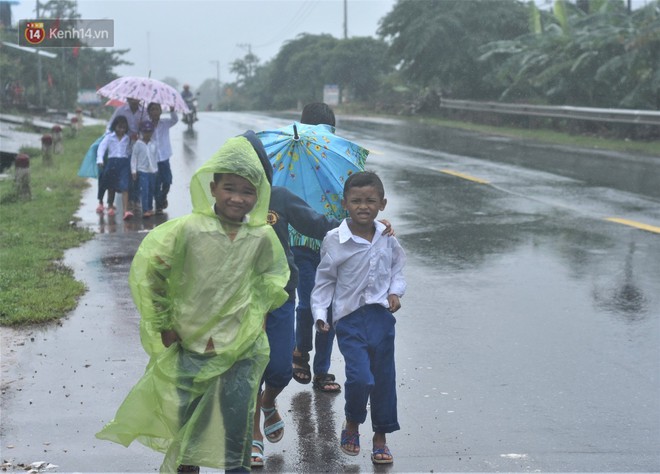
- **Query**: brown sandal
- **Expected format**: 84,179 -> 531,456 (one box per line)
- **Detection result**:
292,351 -> 311,384
313,373 -> 341,393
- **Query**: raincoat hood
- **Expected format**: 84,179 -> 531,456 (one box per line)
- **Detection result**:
189,132 -> 271,226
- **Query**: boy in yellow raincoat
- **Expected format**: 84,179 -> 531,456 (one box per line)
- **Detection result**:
96,131 -> 290,473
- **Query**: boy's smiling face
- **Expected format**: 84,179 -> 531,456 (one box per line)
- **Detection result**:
342,185 -> 387,227
210,173 -> 258,223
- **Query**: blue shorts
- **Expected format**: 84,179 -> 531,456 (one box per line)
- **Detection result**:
104,158 -> 131,192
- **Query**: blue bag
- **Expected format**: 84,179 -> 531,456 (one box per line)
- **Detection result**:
78,135 -> 105,179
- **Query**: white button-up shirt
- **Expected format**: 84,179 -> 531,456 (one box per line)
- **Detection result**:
152,111 -> 178,162
311,219 -> 406,326
96,132 -> 130,164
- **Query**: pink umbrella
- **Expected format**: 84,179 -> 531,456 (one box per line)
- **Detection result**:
96,76 -> 190,113
105,98 -> 124,107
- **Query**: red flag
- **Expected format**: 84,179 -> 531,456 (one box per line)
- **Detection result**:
72,46 -> 80,58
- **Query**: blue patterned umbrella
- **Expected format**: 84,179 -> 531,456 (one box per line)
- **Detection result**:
257,122 -> 368,222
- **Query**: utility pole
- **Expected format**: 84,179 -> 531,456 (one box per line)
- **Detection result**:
210,60 -> 220,110
36,0 -> 43,107
343,0 -> 348,39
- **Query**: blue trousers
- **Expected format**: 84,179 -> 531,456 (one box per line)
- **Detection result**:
137,171 -> 156,212
334,304 -> 400,434
292,245 -> 334,375
263,299 -> 295,389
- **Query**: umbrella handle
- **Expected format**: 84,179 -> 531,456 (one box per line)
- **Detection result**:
293,124 -> 299,140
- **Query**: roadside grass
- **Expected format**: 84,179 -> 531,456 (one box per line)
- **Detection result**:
0,125 -> 103,326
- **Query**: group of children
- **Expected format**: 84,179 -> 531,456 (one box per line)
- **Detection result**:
95,106 -> 407,473
96,99 -> 177,220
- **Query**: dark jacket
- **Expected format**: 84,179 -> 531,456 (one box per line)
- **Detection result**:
269,186 -> 339,299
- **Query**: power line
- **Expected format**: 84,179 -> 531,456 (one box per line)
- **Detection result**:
252,0 -> 319,50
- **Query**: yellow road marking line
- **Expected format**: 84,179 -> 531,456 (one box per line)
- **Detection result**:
434,170 -> 658,234
437,169 -> 490,184
605,218 -> 660,234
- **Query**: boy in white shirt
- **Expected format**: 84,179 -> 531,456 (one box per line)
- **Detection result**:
130,121 -> 159,218
311,171 -> 406,465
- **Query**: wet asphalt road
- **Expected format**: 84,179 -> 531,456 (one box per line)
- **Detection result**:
1,112 -> 659,473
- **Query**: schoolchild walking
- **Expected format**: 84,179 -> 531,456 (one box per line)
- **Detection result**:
147,102 -> 178,214
247,134 -> 340,467
98,97 -> 145,214
311,171 -> 406,465
291,102 -> 343,393
96,115 -> 133,220
96,132 -> 290,473
130,121 -> 159,218
246,134 -> 395,467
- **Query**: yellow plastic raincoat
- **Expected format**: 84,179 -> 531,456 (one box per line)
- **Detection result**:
96,135 -> 290,472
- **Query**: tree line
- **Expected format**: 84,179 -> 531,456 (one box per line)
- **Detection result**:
222,0 -> 658,116
2,0 -> 658,120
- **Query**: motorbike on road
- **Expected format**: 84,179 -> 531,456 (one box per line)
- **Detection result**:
182,97 -> 198,132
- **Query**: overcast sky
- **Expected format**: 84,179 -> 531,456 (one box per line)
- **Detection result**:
11,0 -> 653,90
11,0 -> 398,89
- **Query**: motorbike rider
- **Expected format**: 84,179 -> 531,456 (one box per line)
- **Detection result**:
181,84 -> 198,122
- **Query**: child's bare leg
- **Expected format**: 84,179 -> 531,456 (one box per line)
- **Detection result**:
260,384 -> 284,440
121,192 -> 129,213
253,393 -> 263,443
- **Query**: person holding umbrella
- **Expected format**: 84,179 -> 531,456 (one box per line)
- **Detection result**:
257,103 -> 371,394
96,76 -> 189,216
291,103 -> 343,393
147,102 -> 178,214
107,97 -> 145,138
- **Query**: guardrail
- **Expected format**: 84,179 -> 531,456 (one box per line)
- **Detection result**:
440,99 -> 660,126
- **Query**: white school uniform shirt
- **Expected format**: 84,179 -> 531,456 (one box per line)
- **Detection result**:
152,111 -> 178,162
96,132 -> 130,164
106,104 -> 146,135
131,139 -> 158,174
311,219 -> 406,326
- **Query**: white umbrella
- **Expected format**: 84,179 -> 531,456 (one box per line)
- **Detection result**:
96,76 -> 190,113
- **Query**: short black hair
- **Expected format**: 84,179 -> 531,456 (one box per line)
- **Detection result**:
300,102 -> 335,127
344,171 -> 385,199
109,114 -> 128,132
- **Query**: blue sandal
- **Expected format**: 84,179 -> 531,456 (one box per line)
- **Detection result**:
251,440 -> 265,468
261,404 -> 285,443
371,445 -> 393,464
340,422 -> 360,456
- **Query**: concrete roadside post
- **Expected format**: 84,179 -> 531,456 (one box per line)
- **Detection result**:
69,117 -> 78,137
41,134 -> 53,165
52,125 -> 63,154
75,108 -> 84,128
14,153 -> 31,200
